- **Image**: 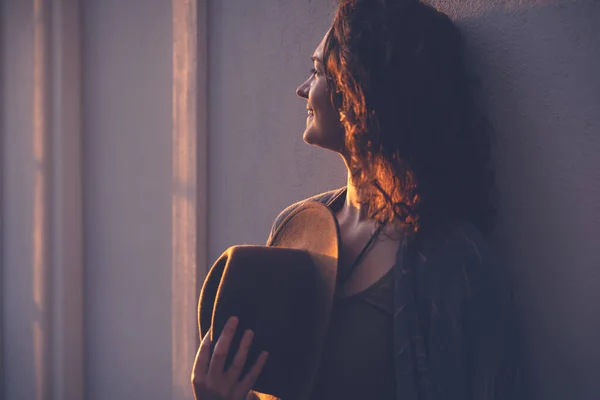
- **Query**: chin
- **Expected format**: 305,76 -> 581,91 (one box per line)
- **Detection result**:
302,128 -> 320,145
303,129 -> 342,153
303,127 -> 327,147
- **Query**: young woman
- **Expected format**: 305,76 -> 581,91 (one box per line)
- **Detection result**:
192,1 -> 526,399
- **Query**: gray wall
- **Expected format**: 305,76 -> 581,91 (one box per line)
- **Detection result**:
82,1 -> 173,399
207,0 -> 345,262
208,0 -> 600,399
2,0 -> 199,398
2,2 -> 46,398
438,2 -> 600,399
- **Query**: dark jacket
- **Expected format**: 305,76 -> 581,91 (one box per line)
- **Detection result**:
255,187 -> 529,400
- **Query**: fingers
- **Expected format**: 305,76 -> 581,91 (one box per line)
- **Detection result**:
192,316 -> 268,400
208,316 -> 239,378
237,351 -> 269,395
191,328 -> 212,390
227,329 -> 254,381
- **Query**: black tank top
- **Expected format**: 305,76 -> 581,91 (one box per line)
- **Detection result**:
309,267 -> 396,399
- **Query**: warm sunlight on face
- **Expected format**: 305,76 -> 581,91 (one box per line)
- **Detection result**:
295,30 -> 345,153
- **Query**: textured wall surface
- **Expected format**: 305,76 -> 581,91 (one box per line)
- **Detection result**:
208,1 -> 600,399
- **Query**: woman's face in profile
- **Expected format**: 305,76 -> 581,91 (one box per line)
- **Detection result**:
296,31 -> 345,153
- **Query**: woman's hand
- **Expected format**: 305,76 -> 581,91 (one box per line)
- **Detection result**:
191,316 -> 269,400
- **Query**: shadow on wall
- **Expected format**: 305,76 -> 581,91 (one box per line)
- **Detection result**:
438,1 -> 600,399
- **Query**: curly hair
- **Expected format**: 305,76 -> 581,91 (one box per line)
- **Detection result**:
323,0 -> 497,235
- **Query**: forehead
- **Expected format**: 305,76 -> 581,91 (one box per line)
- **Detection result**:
312,29 -> 331,60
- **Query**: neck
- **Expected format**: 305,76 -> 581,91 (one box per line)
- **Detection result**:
337,153 -> 403,235
338,153 -> 372,224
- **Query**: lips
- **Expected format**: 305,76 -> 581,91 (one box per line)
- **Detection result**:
307,109 -> 314,117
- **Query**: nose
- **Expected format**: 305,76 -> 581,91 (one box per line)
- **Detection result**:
296,79 -> 309,99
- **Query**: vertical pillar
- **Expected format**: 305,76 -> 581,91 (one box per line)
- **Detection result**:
172,0 -> 206,399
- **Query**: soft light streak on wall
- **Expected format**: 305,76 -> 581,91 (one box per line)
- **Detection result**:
172,0 -> 199,399
32,0 -> 49,399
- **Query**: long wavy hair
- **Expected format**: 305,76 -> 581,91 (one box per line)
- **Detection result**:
323,0 -> 497,235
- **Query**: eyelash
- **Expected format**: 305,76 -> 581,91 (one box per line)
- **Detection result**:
309,68 -> 319,77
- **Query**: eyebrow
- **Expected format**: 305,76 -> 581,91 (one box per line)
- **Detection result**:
311,56 -> 323,65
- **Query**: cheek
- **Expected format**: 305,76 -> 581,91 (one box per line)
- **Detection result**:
311,79 -> 330,109
312,82 -> 339,125
305,78 -> 345,149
